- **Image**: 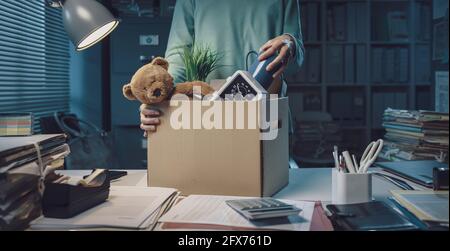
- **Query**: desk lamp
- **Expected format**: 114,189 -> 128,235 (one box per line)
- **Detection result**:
46,0 -> 119,51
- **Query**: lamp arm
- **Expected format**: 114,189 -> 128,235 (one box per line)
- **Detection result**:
45,0 -> 63,8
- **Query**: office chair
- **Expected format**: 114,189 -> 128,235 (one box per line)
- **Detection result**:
39,112 -> 119,170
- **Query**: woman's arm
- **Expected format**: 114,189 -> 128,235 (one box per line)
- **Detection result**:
164,0 -> 196,84
259,0 -> 305,78
282,0 -> 305,75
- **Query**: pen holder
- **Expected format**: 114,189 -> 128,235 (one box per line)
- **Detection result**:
332,169 -> 372,204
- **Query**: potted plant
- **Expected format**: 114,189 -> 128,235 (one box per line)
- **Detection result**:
178,43 -> 224,82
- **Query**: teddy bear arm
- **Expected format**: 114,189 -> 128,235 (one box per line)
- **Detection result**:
173,82 -> 215,97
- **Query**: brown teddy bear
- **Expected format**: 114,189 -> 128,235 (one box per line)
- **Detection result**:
123,57 -> 215,104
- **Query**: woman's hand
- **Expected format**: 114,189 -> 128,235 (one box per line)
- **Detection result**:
140,104 -> 161,137
258,34 -> 295,78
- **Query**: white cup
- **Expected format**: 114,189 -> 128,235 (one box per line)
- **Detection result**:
332,169 -> 372,204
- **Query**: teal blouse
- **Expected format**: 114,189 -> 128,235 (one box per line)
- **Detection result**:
165,0 -> 305,84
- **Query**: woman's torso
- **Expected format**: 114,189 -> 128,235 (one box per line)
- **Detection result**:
190,0 -> 287,80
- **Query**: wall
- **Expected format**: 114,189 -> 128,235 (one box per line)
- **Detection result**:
69,43 -> 103,128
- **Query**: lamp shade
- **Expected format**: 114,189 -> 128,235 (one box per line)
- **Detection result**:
61,0 -> 119,51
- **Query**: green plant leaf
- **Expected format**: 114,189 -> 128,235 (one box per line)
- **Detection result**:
177,43 -> 224,82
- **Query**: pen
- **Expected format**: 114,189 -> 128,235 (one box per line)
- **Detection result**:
352,154 -> 359,173
342,151 -> 356,173
333,152 -> 339,171
333,146 -> 340,171
339,155 -> 346,173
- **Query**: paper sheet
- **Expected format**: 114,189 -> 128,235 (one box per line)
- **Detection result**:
400,193 -> 449,222
30,186 -> 178,230
435,71 -> 449,113
159,195 -> 315,231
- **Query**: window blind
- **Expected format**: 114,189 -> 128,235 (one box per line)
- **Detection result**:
0,0 -> 70,131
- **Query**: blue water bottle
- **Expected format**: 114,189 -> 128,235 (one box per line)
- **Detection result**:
248,53 -> 282,90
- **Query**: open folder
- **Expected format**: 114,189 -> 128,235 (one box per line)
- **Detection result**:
1,134 -> 69,230
391,190 -> 449,223
0,134 -> 67,174
30,186 -> 180,230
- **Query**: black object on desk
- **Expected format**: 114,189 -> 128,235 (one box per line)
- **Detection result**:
433,167 -> 449,190
327,201 -> 420,231
107,170 -> 128,181
42,174 -> 110,219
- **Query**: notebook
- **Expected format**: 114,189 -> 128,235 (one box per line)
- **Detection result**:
30,186 -> 179,230
326,201 -> 419,231
0,134 -> 66,171
376,160 -> 448,188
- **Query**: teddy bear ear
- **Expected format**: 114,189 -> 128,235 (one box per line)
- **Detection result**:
151,57 -> 169,71
123,84 -> 136,100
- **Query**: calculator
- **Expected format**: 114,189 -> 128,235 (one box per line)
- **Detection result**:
226,198 -> 302,220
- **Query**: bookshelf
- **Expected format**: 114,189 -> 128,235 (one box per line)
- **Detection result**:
288,0 -> 432,160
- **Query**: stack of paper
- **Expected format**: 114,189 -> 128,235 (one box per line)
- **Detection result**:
0,134 -> 69,230
0,113 -> 33,136
380,108 -> 449,162
391,190 -> 449,223
158,195 -> 316,231
30,186 -> 179,230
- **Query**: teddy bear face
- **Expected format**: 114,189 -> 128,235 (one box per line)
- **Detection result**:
123,57 -> 174,105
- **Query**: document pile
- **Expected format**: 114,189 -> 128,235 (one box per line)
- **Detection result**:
30,186 -> 179,230
158,195 -> 316,231
293,120 -> 342,164
380,108 -> 449,162
0,134 -> 69,230
391,190 -> 449,225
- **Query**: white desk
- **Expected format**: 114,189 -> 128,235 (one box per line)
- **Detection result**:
61,168 -> 426,203
50,168 -> 427,231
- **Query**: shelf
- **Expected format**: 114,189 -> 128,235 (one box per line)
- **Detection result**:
370,84 -> 410,87
304,41 -> 323,46
324,83 -> 368,87
288,83 -> 322,87
326,41 -> 368,45
289,83 -> 424,88
371,85 -> 410,93
370,41 -> 412,45
340,126 -> 368,130
415,41 -> 431,44
325,0 -> 368,2
287,0 -> 433,152
415,83 -> 432,87
288,83 -> 371,87
370,0 -> 413,2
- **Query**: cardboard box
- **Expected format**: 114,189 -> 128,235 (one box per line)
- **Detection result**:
147,97 -> 289,196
